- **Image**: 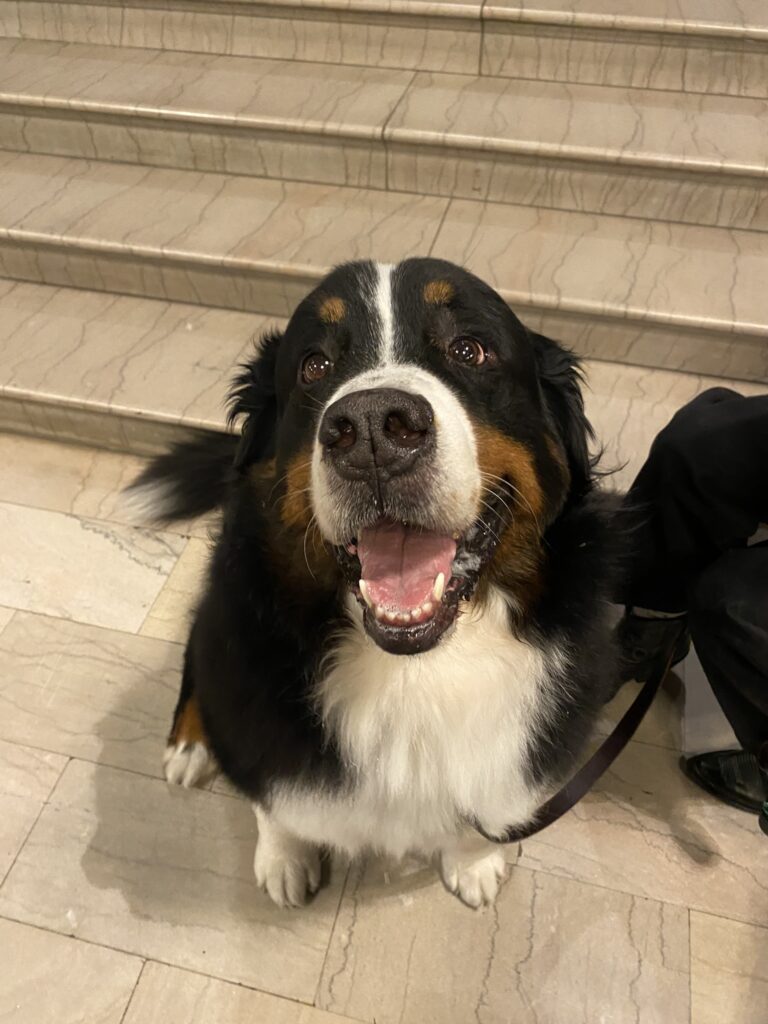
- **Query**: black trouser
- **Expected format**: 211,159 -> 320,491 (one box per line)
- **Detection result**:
620,388 -> 768,753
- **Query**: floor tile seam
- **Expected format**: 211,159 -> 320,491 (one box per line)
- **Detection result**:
134,533 -> 192,635
117,958 -> 149,1024
0,753 -> 71,888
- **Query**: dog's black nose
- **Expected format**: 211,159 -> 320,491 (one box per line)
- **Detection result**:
319,388 -> 435,482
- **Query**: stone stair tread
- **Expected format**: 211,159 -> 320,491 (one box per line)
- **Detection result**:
0,150 -> 448,276
387,71 -> 768,178
1,151 -> 766,340
434,198 -> 768,338
0,278 -> 267,432
170,0 -> 481,15
2,40 -> 767,181
0,38 -> 411,141
484,0 -> 768,39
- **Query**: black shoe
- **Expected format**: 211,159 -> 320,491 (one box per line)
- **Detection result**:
682,749 -> 768,814
615,612 -> 690,686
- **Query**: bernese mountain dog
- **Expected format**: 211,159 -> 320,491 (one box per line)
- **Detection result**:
129,257 -> 618,909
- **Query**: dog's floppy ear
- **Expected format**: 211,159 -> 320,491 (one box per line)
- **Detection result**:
227,329 -> 281,471
529,330 -> 594,499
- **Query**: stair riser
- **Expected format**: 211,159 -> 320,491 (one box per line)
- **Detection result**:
0,108 -> 388,191
387,145 -> 768,232
1,2 -> 482,74
0,392 -> 204,456
526,307 -> 768,385
0,238 -> 318,318
3,108 -> 766,231
482,22 -> 768,99
3,3 -> 766,97
2,237 -> 765,382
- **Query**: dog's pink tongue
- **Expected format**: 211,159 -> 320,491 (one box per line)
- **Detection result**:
358,521 -> 456,611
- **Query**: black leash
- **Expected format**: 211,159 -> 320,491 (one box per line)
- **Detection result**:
473,626 -> 684,845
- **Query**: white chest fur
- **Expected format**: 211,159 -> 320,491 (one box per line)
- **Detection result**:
270,587 -> 560,859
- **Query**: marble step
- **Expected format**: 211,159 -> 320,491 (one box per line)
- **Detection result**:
1,278 -> 764,461
0,279 -> 272,453
1,41 -> 767,230
0,0 -> 485,75
483,1 -> 768,98
386,72 -> 768,230
0,39 -> 409,193
0,151 -> 766,382
2,0 -> 768,96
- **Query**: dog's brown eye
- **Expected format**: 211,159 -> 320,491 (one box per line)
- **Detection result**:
301,352 -> 333,384
447,337 -> 486,367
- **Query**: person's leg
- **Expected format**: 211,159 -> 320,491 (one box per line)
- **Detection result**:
689,545 -> 768,750
615,388 -> 768,686
620,388 -> 768,613
682,545 -> 768,814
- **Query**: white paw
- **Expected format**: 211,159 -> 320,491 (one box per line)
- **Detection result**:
254,837 -> 321,908
440,848 -> 508,909
163,741 -> 215,788
253,805 -> 321,909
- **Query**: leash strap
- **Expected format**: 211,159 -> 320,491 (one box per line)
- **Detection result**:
473,625 -> 684,845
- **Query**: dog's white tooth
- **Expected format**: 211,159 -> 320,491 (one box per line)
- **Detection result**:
385,610 -> 398,623
411,607 -> 422,619
375,604 -> 387,621
359,579 -> 373,609
398,612 -> 411,624
422,601 -> 434,617
432,572 -> 445,602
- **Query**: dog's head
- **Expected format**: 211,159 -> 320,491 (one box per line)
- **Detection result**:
233,258 -> 594,655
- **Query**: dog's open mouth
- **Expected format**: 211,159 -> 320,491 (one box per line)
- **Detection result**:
333,490 -> 507,654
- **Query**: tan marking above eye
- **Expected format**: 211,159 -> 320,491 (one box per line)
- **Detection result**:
318,296 -> 346,324
423,280 -> 454,306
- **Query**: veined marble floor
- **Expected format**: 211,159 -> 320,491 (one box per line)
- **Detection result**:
0,362 -> 766,1024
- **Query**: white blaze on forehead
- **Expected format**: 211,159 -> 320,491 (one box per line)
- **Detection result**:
373,262 -> 396,362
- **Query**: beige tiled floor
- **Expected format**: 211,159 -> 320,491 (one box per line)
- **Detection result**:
0,368 -> 766,1023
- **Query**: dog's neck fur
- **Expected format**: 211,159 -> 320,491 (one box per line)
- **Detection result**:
277,584 -> 564,857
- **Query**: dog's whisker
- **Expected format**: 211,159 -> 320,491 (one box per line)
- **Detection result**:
478,474 -> 517,522
266,459 -> 313,504
479,478 -> 516,522
302,513 -> 319,581
480,472 -> 542,535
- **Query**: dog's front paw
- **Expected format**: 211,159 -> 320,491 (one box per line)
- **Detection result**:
253,806 -> 321,908
440,847 -> 508,908
163,741 -> 215,788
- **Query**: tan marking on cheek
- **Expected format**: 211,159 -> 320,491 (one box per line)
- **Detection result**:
318,296 -> 346,324
170,695 -> 206,747
473,422 -> 545,523
280,450 -> 313,530
545,433 -> 570,491
423,280 -> 454,306
470,421 -> 546,607
250,457 -> 276,482
253,456 -> 339,590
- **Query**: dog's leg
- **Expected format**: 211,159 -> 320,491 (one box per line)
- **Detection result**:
253,804 -> 321,908
163,648 -> 216,787
438,831 -> 510,908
